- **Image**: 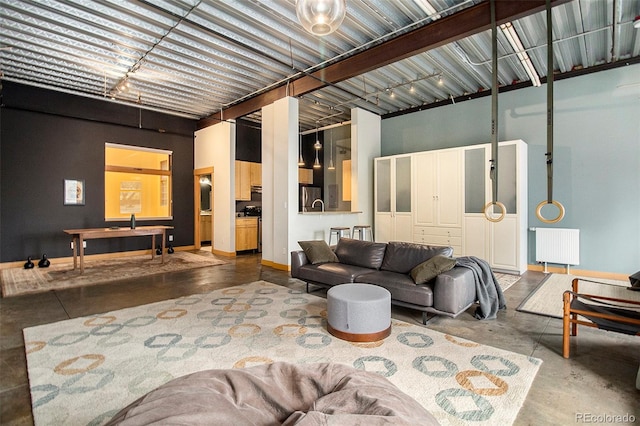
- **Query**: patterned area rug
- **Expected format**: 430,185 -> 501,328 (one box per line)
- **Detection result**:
24,281 -> 542,426
494,272 -> 521,292
1,251 -> 226,297
516,274 -> 637,319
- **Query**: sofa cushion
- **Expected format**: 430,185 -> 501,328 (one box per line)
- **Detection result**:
355,271 -> 434,308
410,255 -> 457,284
298,240 -> 338,264
380,241 -> 453,274
334,238 -> 387,270
296,263 -> 375,286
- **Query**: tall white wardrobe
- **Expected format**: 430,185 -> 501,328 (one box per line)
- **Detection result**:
374,139 -> 527,274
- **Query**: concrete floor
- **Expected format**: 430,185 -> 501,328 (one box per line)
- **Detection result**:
1,251 -> 638,425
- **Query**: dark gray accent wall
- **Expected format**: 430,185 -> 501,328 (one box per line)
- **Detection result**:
235,118 -> 261,163
0,82 -> 197,263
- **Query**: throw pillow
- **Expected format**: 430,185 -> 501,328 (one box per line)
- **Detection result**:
298,240 -> 338,264
410,255 -> 457,284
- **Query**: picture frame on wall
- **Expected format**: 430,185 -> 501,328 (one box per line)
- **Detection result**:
64,179 -> 85,205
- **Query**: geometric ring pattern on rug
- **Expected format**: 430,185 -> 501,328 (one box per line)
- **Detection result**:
24,281 -> 541,426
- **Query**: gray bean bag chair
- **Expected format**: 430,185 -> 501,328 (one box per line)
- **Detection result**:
106,362 -> 439,425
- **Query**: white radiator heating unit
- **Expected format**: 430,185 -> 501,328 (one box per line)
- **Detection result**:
534,228 -> 580,273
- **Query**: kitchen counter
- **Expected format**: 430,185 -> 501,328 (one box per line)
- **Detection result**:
299,211 -> 363,215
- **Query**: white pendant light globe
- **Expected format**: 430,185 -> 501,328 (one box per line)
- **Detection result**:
296,0 -> 346,36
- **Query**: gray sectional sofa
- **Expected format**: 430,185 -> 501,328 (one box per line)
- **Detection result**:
291,238 -> 478,324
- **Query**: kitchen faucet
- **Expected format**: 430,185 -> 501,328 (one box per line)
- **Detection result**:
312,199 -> 325,212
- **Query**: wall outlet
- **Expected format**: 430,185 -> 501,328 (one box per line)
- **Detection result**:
168,235 -> 173,242
281,248 -> 286,255
70,241 -> 87,249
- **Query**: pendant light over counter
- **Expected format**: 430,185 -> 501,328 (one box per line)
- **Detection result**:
298,134 -> 305,166
296,0 -> 346,36
328,128 -> 335,171
313,126 -> 322,169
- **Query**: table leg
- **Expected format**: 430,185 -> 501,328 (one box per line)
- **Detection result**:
79,236 -> 85,273
161,230 -> 166,264
151,235 -> 156,260
71,237 -> 78,270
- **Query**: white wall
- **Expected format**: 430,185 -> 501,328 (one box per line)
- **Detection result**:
194,121 -> 236,254
287,108 -> 380,260
197,101 -> 382,268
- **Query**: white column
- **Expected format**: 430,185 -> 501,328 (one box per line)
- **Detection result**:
351,108 -> 381,226
262,97 -> 299,267
194,121 -> 236,255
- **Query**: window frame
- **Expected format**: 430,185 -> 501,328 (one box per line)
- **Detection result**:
104,142 -> 173,221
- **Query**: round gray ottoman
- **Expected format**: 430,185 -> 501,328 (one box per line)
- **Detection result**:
327,283 -> 391,342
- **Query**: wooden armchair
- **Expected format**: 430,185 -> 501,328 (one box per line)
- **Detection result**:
562,278 -> 640,358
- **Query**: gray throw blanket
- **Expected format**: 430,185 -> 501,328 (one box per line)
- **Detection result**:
456,256 -> 506,320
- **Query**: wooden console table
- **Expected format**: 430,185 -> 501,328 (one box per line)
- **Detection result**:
63,226 -> 174,273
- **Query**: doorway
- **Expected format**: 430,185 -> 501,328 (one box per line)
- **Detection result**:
194,167 -> 214,251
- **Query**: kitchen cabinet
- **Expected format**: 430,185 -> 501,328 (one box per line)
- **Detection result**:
250,162 -> 262,186
374,154 -> 412,243
236,161 -> 261,200
236,217 -> 258,251
298,168 -> 313,184
235,161 -> 251,201
200,214 -> 212,243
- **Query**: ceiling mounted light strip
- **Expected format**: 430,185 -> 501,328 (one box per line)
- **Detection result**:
500,22 -> 541,87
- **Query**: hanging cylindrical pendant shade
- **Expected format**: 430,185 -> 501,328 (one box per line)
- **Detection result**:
313,150 -> 321,169
328,128 -> 335,170
298,135 -> 305,166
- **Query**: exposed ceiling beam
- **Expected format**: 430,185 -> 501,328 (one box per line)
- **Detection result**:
197,0 -> 571,129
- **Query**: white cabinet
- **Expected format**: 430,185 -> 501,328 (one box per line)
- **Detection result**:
375,140 -> 527,273
413,149 -> 462,253
414,149 -> 462,227
374,155 -> 412,243
414,226 -> 462,255
462,140 -> 528,274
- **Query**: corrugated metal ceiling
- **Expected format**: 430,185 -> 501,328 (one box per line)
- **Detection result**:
1,0 -> 638,132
